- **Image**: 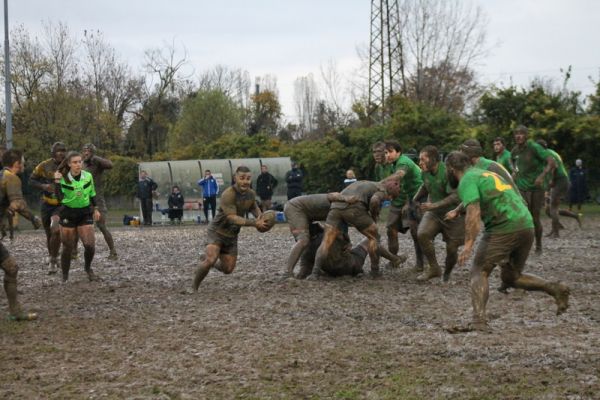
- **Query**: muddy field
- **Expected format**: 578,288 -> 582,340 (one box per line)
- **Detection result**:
1,214 -> 599,399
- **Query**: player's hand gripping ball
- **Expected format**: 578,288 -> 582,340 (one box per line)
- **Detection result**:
256,210 -> 277,232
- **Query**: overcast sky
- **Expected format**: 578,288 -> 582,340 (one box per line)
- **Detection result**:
6,0 -> 600,120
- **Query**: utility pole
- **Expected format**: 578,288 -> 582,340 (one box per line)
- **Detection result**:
368,0 -> 404,125
3,0 -> 12,149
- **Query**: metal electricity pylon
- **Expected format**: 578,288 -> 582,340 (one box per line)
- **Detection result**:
368,0 -> 404,124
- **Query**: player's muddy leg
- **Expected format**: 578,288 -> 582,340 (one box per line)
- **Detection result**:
416,218 -> 441,281
409,220 -> 424,272
361,224 -> 381,277
59,227 -> 77,282
97,213 -> 117,259
193,244 -> 220,291
285,232 -> 309,277
309,227 -> 339,279
79,225 -> 98,281
443,241 -> 460,282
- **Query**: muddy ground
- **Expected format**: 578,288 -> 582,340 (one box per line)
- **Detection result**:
1,214 -> 599,399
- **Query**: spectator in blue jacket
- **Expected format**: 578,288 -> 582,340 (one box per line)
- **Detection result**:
197,170 -> 219,222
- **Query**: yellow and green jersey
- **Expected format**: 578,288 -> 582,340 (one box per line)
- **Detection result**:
458,167 -> 532,234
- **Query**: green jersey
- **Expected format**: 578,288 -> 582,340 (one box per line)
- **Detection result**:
511,139 -> 550,192
421,162 -> 457,215
495,149 -> 513,174
458,167 -> 533,234
59,170 -> 96,209
390,154 -> 423,207
374,163 -> 393,181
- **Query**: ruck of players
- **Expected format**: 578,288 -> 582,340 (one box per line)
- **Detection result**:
1,126 -> 577,333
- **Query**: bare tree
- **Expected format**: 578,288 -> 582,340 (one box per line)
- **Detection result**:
43,21 -> 78,91
399,0 -> 488,111
198,65 -> 251,107
128,41 -> 190,156
293,74 -> 319,137
82,30 -> 143,126
3,25 -> 52,108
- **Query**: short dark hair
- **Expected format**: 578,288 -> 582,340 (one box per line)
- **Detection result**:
205,169 -> 211,174
2,149 -> 23,168
493,137 -> 505,145
420,145 -> 439,162
445,151 -> 471,172
235,165 -> 251,174
384,140 -> 402,153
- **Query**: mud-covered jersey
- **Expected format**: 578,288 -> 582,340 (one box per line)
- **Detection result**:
474,157 -> 514,187
83,155 -> 112,197
374,163 -> 393,181
390,154 -> 423,207
30,158 -> 61,206
59,170 -> 96,209
511,139 -> 550,192
547,149 -> 568,181
331,181 -> 385,210
495,149 -> 513,174
287,194 -> 331,220
211,186 -> 257,237
458,167 -> 533,234
421,162 -> 458,216
0,169 -> 25,209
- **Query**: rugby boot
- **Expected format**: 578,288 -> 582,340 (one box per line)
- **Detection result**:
548,282 -> 570,315
390,253 -> 408,269
417,263 -> 442,281
48,257 -> 58,275
86,267 -> 100,282
107,251 -> 118,261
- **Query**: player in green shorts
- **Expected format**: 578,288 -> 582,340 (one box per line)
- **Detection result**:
511,125 -> 556,254
445,151 -> 569,332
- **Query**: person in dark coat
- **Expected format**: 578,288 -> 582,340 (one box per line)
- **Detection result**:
136,170 -> 158,226
256,165 -> 278,211
285,162 -> 304,200
568,159 -> 588,212
168,185 -> 185,224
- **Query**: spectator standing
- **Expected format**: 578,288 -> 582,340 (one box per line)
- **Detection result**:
198,170 -> 219,223
256,165 -> 278,211
168,185 -> 185,224
568,159 -> 588,212
136,170 -> 157,226
343,170 -> 357,188
285,162 -> 304,200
